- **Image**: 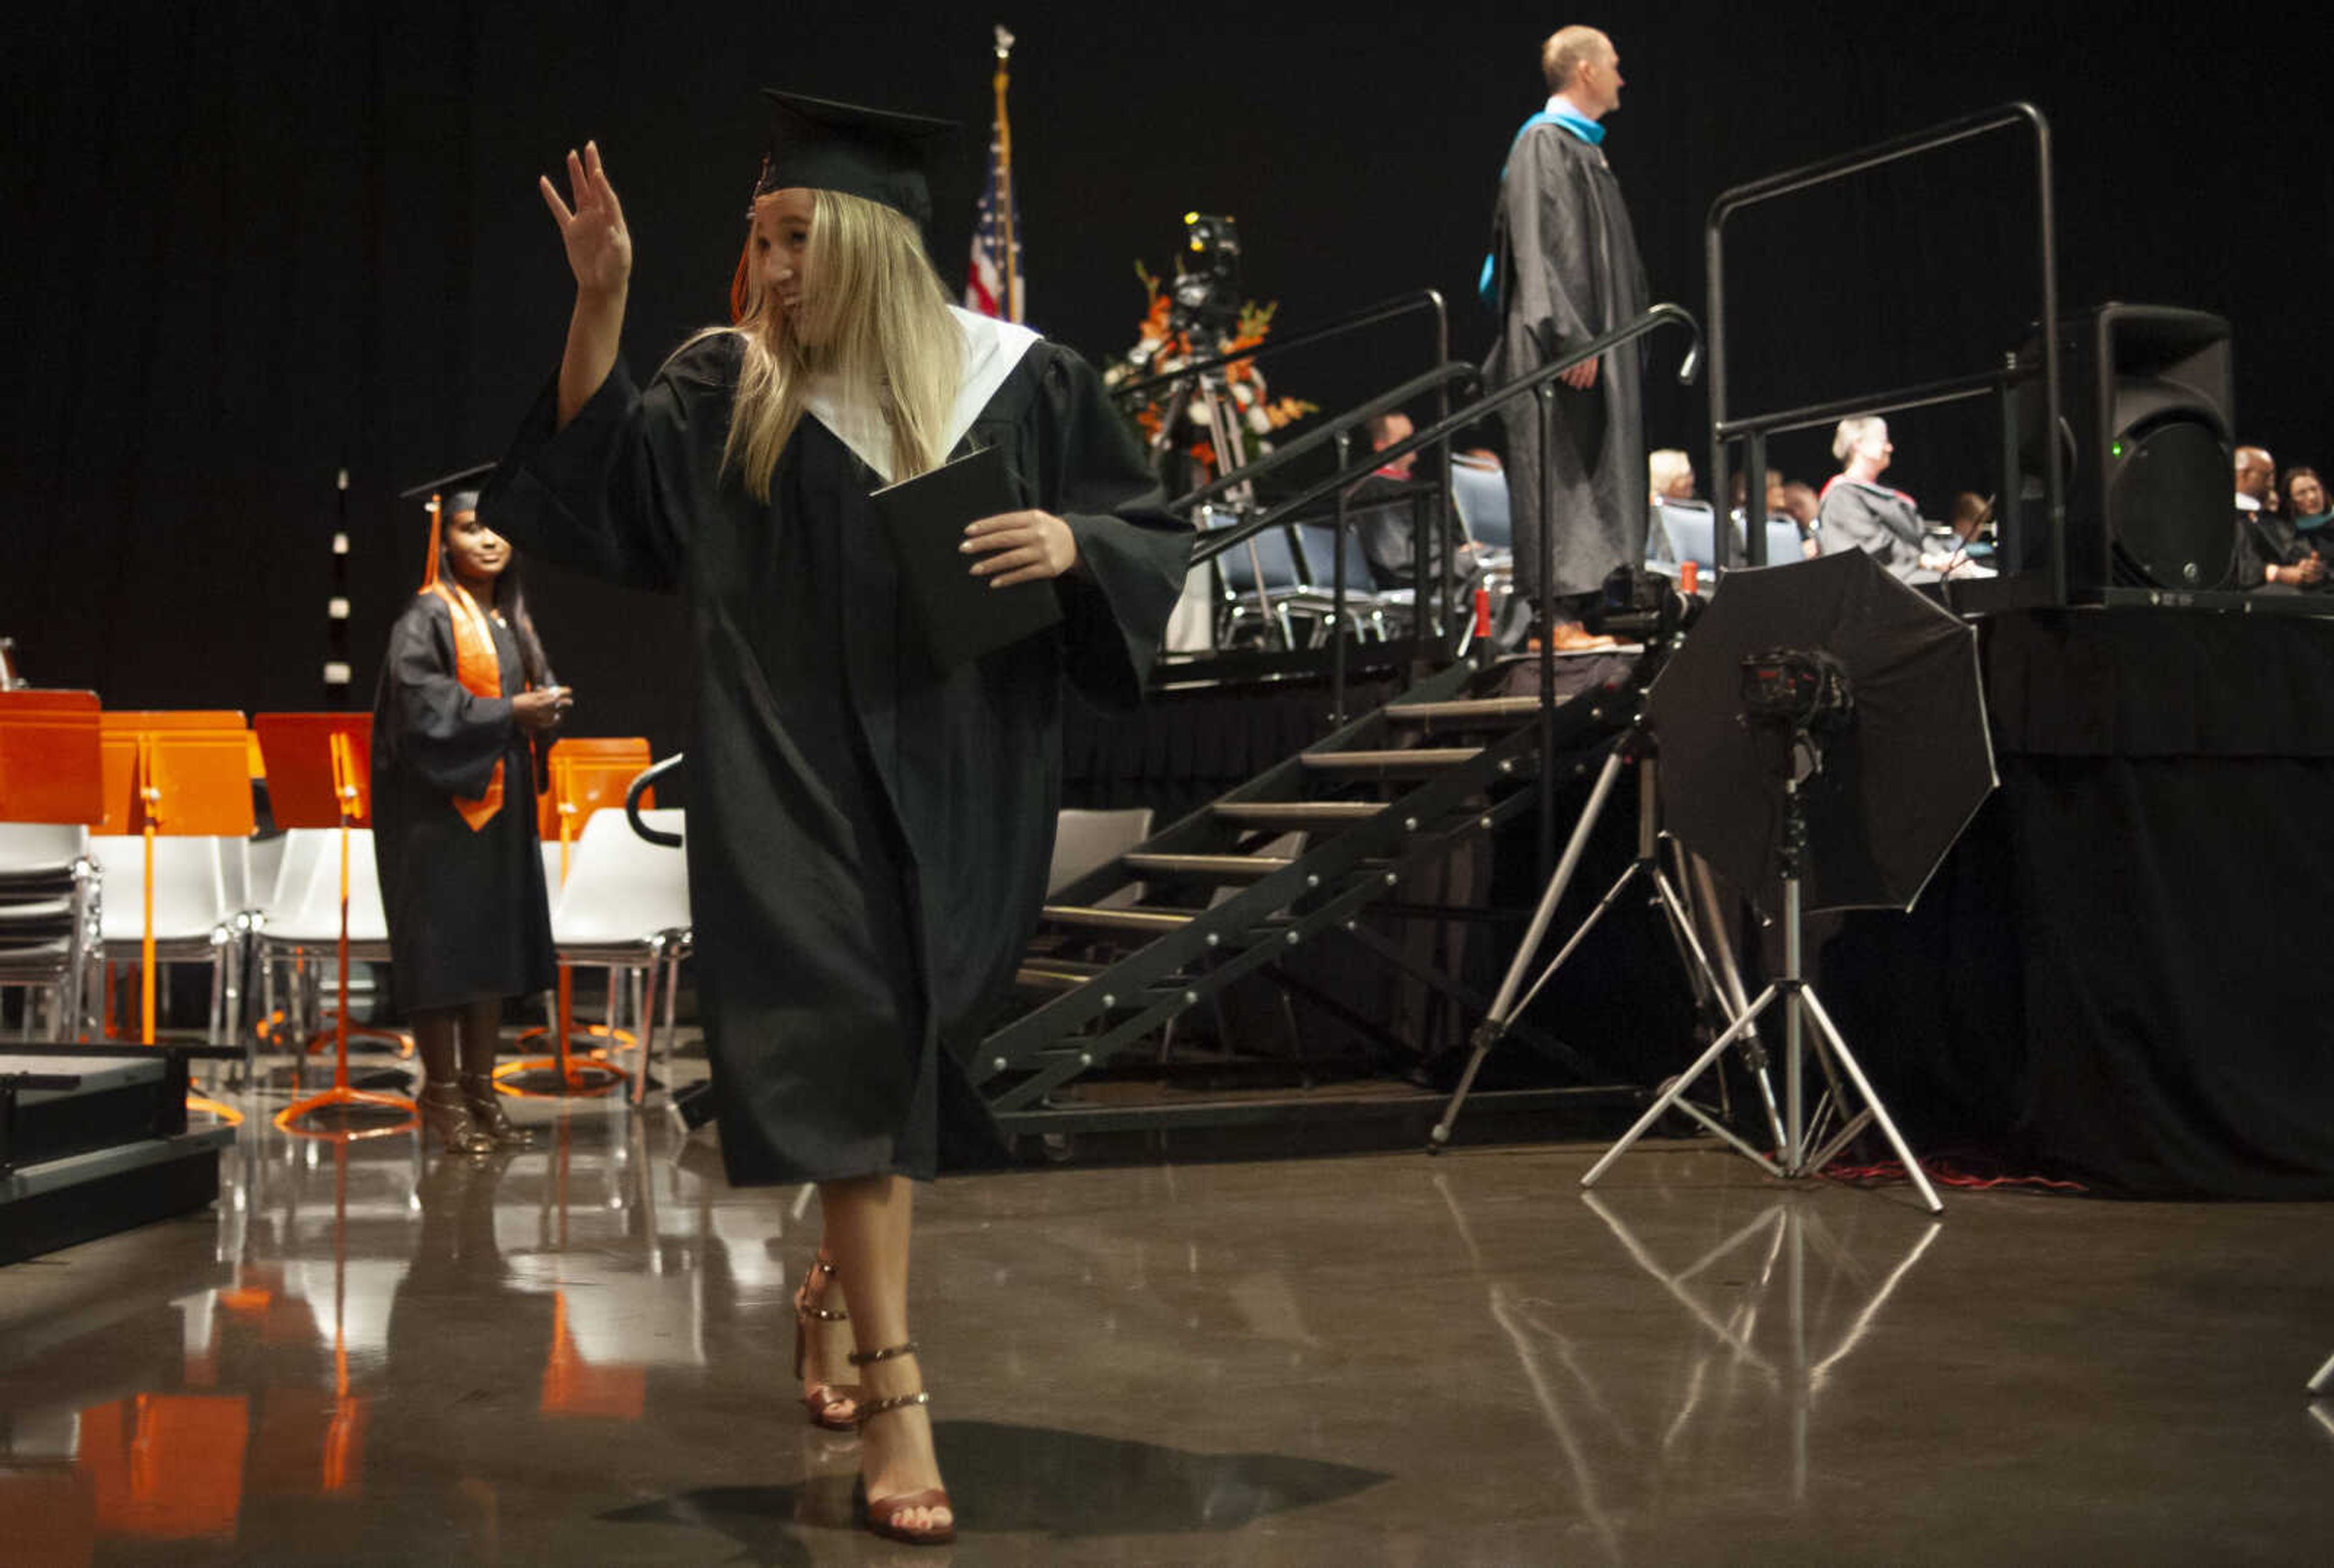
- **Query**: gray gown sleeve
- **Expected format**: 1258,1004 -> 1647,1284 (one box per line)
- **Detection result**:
1506,131 -> 1602,361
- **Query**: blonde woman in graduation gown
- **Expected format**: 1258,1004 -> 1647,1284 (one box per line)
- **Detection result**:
481,98 -> 1189,1545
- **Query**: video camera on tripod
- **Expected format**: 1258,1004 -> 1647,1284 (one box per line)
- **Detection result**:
1168,211 -> 1242,344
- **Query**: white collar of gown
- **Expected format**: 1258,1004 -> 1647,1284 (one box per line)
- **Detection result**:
801,306 -> 1042,485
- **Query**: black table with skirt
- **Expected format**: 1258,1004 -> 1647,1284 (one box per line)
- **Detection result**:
1820,607 -> 2334,1197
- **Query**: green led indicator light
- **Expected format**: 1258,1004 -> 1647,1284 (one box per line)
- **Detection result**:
2111,441 -> 2125,457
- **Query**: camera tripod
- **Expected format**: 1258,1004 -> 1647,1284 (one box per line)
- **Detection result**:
1428,726 -> 1786,1159
1577,729 -> 1944,1213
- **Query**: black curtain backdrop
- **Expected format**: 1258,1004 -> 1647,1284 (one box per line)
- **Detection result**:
5,2 -> 2329,757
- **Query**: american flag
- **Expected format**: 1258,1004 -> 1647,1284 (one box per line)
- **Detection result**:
963,109 -> 1023,321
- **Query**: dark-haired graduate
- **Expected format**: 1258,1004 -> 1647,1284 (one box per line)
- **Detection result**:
481,97 -> 1188,1544
371,491 -> 571,1155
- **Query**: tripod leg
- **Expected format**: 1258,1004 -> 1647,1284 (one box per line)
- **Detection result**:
1650,870 -> 1785,1158
1580,986 -> 1783,1188
1428,744 -> 1628,1150
1687,853 -> 1786,1152
1796,986 -> 1944,1215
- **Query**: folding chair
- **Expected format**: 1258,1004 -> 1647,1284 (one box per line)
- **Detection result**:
0,823 -> 99,1039
88,834 -> 239,1045
544,808 -> 691,1106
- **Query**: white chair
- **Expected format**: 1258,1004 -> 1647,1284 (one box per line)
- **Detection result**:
551,808 -> 690,1104
0,822 -> 99,1039
1048,808 -> 1153,912
88,834 -> 239,1044
252,827 -> 394,1073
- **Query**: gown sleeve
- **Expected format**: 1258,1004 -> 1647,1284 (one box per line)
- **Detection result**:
479,335 -> 740,593
1506,131 -> 1601,361
1033,348 -> 1193,713
382,600 -> 514,799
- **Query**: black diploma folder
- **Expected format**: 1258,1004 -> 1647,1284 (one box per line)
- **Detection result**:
871,444 -> 1064,667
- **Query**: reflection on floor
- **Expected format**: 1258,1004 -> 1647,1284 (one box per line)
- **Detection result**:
4,1104 -> 2332,1565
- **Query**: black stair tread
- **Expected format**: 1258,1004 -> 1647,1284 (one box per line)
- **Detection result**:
1016,965 -> 1101,992
1385,696 -> 1546,721
1213,801 -> 1384,822
1301,747 -> 1482,768
1039,904 -> 1198,930
1121,853 -> 1295,877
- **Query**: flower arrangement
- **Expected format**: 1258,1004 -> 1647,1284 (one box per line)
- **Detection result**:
1102,261 -> 1317,481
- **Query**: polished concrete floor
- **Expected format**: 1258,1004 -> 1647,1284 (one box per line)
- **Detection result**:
4,1098 -> 2333,1566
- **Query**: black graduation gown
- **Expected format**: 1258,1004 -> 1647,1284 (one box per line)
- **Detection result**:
1483,122 -> 1651,603
370,594 -> 557,1014
1817,478 -> 1929,580
481,329 -> 1189,1185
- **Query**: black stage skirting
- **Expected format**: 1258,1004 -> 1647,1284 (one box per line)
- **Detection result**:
1825,607 -> 2334,1198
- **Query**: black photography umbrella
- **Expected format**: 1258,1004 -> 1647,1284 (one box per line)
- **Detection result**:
1645,549 -> 1997,915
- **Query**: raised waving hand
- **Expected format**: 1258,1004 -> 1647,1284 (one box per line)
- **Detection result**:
539,142 -> 630,428
540,141 -> 632,299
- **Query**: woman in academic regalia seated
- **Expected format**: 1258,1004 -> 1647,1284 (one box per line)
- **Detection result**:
483,95 -> 1188,1546
371,492 -> 570,1154
1816,416 -> 1974,582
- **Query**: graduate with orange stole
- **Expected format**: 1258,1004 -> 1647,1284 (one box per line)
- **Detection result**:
370,489 -> 571,1152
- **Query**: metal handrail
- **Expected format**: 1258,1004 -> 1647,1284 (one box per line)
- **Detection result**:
1193,303 -> 1703,566
1111,289 -> 1451,402
1171,360 -> 1482,514
1704,101 -> 2060,586
625,755 -> 683,847
1715,365 -> 2029,441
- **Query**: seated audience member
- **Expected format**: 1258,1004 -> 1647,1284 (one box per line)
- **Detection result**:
2234,445 -> 2278,515
1781,480 -> 1823,558
1816,417 -> 1974,581
2284,466 -> 2330,547
1648,449 -> 1697,503
2234,445 -> 2321,588
1353,410 -> 1481,590
1727,466 -> 1786,518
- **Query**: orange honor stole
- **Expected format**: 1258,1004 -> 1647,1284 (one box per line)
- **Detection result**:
424,577 -> 509,831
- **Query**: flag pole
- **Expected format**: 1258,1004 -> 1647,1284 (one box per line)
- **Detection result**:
992,24 -> 1019,322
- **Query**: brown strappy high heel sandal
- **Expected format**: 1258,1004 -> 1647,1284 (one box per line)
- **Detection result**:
459,1073 -> 539,1148
791,1255 -> 859,1431
415,1081 -> 496,1155
850,1339 -> 954,1546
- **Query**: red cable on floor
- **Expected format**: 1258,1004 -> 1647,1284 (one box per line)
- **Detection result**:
1823,1156 -> 2090,1194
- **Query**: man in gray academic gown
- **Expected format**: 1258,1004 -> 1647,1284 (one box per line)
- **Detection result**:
1482,24 -> 1649,646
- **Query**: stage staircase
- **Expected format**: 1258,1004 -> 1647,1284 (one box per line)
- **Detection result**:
977,658 -> 1642,1134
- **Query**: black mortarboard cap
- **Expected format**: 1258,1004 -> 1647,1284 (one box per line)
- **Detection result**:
751,90 -> 955,230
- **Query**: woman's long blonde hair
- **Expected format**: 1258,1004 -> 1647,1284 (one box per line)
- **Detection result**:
712,188 -> 962,500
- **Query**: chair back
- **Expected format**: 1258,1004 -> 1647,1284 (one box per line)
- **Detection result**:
1292,523 -> 1379,594
1655,498 -> 1719,568
552,808 -> 690,944
1049,808 -> 1152,910
0,822 -> 87,876
89,835 -> 230,944
1216,523 -> 1306,594
274,828 -> 389,943
1764,518 -> 1806,565
256,828 -> 329,924
1450,462 -> 1512,549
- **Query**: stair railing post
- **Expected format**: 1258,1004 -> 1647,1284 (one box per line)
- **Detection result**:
1535,382 -> 1560,879
1331,429 -> 1352,728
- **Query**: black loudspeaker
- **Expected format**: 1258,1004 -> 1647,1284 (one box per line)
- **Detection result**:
2017,303 -> 2233,593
